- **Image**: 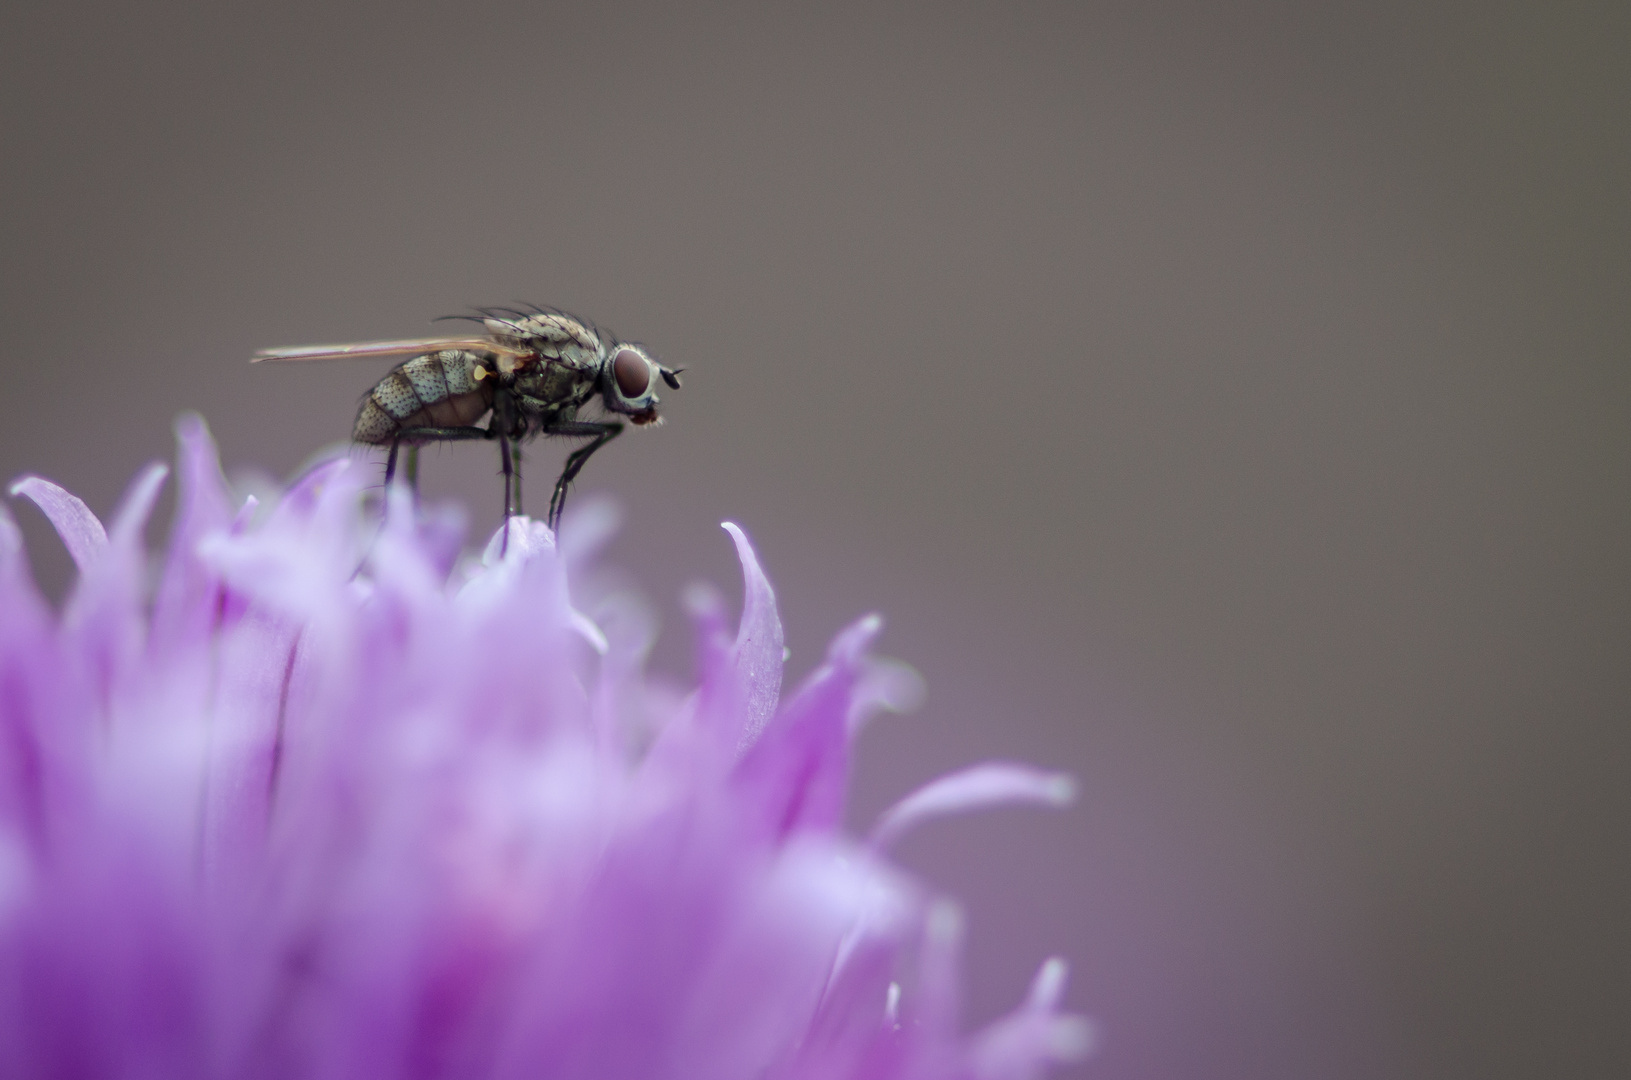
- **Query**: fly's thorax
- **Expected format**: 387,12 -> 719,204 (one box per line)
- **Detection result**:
485,311 -> 604,372
514,360 -> 598,411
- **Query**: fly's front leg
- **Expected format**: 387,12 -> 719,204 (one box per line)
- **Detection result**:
541,420 -> 623,531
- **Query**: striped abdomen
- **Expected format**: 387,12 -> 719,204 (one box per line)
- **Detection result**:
353,350 -> 495,444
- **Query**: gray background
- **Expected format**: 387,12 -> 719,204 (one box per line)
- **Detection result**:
3,2 -> 1627,1077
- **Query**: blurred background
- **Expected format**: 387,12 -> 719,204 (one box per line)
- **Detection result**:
2,2 -> 1626,1076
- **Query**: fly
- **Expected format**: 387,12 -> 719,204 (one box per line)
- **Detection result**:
253,306 -> 682,530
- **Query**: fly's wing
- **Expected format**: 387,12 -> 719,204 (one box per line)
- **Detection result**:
251,336 -> 530,363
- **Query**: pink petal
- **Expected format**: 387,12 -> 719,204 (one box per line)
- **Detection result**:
150,415 -> 234,656
967,959 -> 1096,1080
8,476 -> 107,574
732,614 -> 881,841
107,462 -> 169,550
722,522 -> 784,749
868,763 -> 1076,851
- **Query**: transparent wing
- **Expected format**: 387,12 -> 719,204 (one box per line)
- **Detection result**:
250,336 -> 529,364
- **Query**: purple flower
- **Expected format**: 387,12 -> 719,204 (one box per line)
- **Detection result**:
0,416 -> 1090,1079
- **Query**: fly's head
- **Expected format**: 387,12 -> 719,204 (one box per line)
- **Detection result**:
600,342 -> 682,426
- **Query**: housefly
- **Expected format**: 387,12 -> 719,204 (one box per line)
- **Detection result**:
253,306 -> 682,529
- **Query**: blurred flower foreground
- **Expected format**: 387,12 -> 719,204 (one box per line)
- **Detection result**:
0,417 -> 1089,1080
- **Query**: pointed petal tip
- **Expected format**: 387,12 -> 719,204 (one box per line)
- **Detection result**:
570,609 -> 609,655
173,411 -> 210,442
479,515 -> 554,566
110,461 -> 169,544
720,522 -> 772,587
1028,957 -> 1070,1010
850,657 -> 927,734
718,519 -> 784,743
8,475 -> 109,572
829,611 -> 885,663
232,494 -> 259,530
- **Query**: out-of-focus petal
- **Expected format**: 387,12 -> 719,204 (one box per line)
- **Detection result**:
868,763 -> 1077,851
848,656 -> 926,735
967,959 -> 1097,1080
57,463 -> 168,714
0,507 -> 54,842
107,461 -> 169,550
150,415 -> 234,658
556,495 -> 622,573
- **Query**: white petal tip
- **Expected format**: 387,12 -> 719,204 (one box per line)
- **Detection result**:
571,609 -> 610,655
869,763 -> 1079,850
1028,957 -> 1070,1009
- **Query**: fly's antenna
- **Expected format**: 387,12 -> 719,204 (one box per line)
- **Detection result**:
661,366 -> 685,389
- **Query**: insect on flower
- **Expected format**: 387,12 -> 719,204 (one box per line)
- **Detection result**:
253,305 -> 683,528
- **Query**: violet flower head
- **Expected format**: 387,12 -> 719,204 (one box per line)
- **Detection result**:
0,416 -> 1091,1079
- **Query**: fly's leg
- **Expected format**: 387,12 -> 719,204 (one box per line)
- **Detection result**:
512,443 -> 523,518
363,425 -> 490,578
541,420 -> 624,531
499,435 -> 522,519
384,426 -> 492,491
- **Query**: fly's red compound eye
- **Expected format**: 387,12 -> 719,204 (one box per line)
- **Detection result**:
613,348 -> 650,399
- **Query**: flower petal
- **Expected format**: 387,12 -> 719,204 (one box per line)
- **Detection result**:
731,614 -> 881,841
7,476 -> 107,574
0,439 -> 1091,1080
868,763 -> 1076,851
967,958 -> 1097,1080
722,522 -> 783,750
848,656 -> 926,735
150,415 -> 234,657
107,461 -> 169,551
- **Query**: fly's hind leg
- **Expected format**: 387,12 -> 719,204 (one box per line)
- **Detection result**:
499,435 -> 523,519
541,420 -> 624,531
383,426 -> 492,495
